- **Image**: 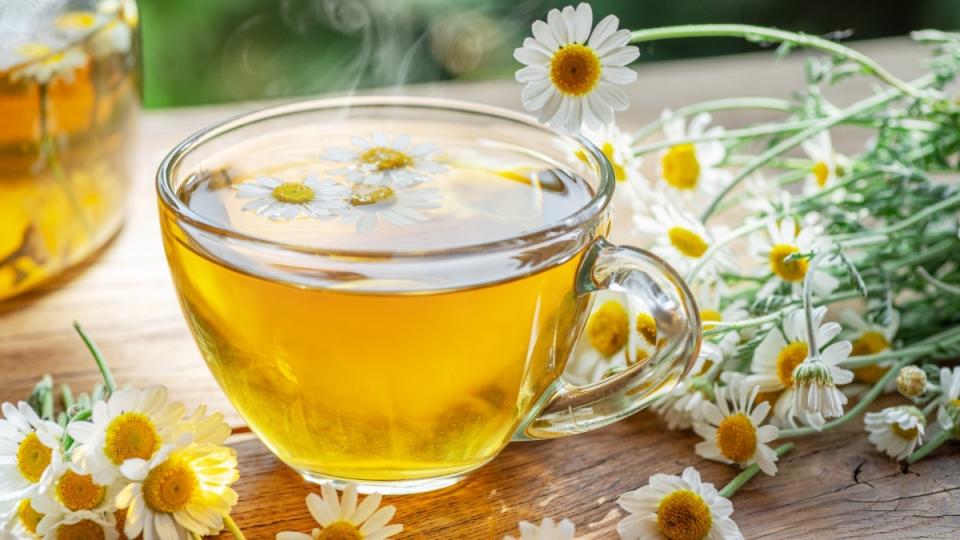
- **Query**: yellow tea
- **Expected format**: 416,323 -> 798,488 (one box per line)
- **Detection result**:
0,5 -> 138,300
160,128 -> 603,485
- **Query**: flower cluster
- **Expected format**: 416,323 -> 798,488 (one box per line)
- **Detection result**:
0,327 -> 241,540
234,132 -> 446,232
513,4 -> 960,538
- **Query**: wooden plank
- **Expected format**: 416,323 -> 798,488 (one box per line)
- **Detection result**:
2,38 -> 956,538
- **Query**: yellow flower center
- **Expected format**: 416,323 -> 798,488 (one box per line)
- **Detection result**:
601,142 -> 627,181
549,43 -> 602,97
636,312 -> 658,346
316,521 -> 364,540
56,11 -> 99,30
755,390 -> 781,406
350,184 -> 395,206
56,520 -> 106,540
272,182 -> 315,204
16,43 -> 53,60
891,422 -> 919,441
667,227 -> 708,259
768,244 -> 808,282
16,432 -> 52,483
715,412 -> 758,462
851,331 -> 891,383
700,309 -> 722,331
656,489 -> 713,540
811,161 -> 830,188
104,412 -> 161,465
57,469 -> 106,511
17,499 -> 43,535
143,458 -> 198,513
660,144 -> 701,190
359,147 -> 413,171
776,341 -> 809,388
587,300 -> 629,356
114,509 -> 134,540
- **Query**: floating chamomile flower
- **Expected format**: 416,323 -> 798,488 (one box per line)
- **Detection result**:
341,184 -> 442,234
116,438 -> 239,539
653,342 -> 723,430
322,132 -> 447,187
694,383 -> 780,475
755,216 -> 839,298
633,200 -> 729,275
32,450 -> 121,537
504,517 -> 575,540
936,367 -> 960,433
746,307 -> 849,428
276,483 -> 403,540
0,401 -> 63,503
865,405 -> 925,461
841,308 -> 900,387
514,3 -> 639,132
67,386 -> 186,484
11,43 -> 87,84
234,175 -> 351,222
617,466 -> 743,540
802,131 -> 847,193
655,110 -> 731,203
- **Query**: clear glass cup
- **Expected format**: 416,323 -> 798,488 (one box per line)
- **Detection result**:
0,0 -> 140,300
157,96 -> 701,494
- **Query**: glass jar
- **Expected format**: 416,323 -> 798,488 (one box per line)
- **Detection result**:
0,0 -> 140,300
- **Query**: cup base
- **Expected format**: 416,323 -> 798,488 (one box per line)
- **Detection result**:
297,469 -> 470,495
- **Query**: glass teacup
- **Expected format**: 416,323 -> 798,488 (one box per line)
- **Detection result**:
157,97 -> 701,494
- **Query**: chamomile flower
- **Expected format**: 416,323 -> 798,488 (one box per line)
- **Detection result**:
322,132 -> 447,187
234,175 -> 351,221
694,280 -> 748,356
655,110 -> 731,203
747,307 -> 850,427
53,10 -> 107,41
341,184 -> 442,234
694,384 -> 780,475
275,483 -> 403,540
67,386 -> 186,485
841,309 -> 900,386
617,467 -> 743,540
936,367 -> 960,433
31,451 -> 120,536
802,131 -> 847,193
0,402 -> 63,503
90,19 -> 133,58
633,200 -> 729,275
11,43 -> 87,84
792,338 -> 854,422
755,216 -> 839,298
565,290 -> 658,386
37,510 -> 119,540
514,3 -> 639,132
116,439 -> 239,539
579,123 -> 640,184
3,499 -> 44,539
653,343 -> 723,430
864,405 -> 925,461
504,517 -> 575,540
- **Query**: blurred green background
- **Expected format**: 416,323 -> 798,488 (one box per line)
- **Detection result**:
138,0 -> 960,108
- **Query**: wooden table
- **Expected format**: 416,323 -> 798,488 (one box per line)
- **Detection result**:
3,38 -> 958,539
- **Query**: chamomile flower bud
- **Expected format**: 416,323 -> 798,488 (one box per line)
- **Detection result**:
896,366 -> 928,398
793,360 -> 848,420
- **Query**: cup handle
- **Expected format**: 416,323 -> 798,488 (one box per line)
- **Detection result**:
515,238 -> 702,440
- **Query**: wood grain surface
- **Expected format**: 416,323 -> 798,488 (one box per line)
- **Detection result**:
2,38 -> 958,539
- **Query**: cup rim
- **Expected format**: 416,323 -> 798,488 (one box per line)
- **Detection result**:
156,95 -> 615,259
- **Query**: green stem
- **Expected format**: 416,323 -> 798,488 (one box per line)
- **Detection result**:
630,25 -> 925,97
61,384 -> 75,412
631,97 -> 795,140
779,356 -> 913,438
698,75 -> 934,221
633,122 -> 824,155
685,220 -> 767,282
724,154 -> 814,170
38,83 -> 92,235
839,326 -> 960,368
718,442 -> 795,498
907,429 -> 953,464
831,191 -> 960,242
73,322 -> 117,395
223,515 -> 246,540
